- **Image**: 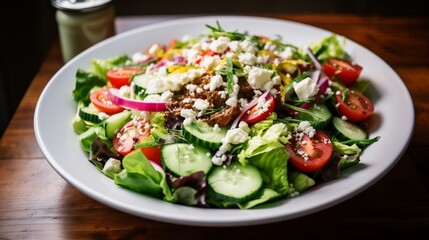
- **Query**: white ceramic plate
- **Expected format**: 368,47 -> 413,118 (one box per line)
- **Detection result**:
34,15 -> 414,227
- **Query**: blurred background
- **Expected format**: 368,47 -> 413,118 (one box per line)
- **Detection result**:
0,0 -> 427,137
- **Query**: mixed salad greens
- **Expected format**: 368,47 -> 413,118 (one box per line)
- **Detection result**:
72,21 -> 379,209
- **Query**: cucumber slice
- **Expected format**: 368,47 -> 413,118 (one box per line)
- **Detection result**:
105,110 -> 131,139
208,162 -> 263,204
182,121 -> 228,149
295,103 -> 332,129
161,143 -> 213,177
332,116 -> 368,141
133,73 -> 153,89
79,106 -> 102,124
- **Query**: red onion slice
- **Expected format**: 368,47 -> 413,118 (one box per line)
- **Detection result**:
108,88 -> 167,112
306,47 -> 322,70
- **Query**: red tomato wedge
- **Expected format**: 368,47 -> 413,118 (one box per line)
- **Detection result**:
106,67 -> 144,89
322,57 -> 362,86
285,130 -> 333,172
141,146 -> 162,166
90,88 -> 124,115
240,94 -> 276,124
335,90 -> 374,122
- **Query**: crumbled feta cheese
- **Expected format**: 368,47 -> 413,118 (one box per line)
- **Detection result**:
211,123 -> 250,165
209,74 -> 224,92
238,98 -> 248,109
218,91 -> 227,99
209,37 -> 230,53
238,121 -> 251,133
295,121 -> 316,138
118,85 -> 130,96
324,87 -> 333,95
132,52 -> 149,63
225,96 -> 238,107
262,80 -> 274,92
293,77 -> 318,101
200,55 -> 221,70
143,94 -> 162,102
98,112 -> 109,121
196,87 -> 204,94
263,42 -> 277,52
223,127 -> 249,145
256,55 -> 269,64
185,49 -> 199,64
239,40 -> 257,54
213,124 -> 221,132
180,109 -> 196,125
186,84 -> 198,93
212,155 -> 224,165
341,115 -> 348,121
102,158 -> 122,178
247,67 -> 272,89
238,52 -> 257,65
228,40 -> 240,52
279,47 -> 293,59
193,99 -> 209,110
160,91 -> 174,101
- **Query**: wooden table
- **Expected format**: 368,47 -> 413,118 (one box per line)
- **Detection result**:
1,14 -> 428,239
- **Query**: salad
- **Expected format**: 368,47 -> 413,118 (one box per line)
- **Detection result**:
72,21 -> 379,209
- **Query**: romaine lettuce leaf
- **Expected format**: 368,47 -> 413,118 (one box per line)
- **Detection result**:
249,148 -> 289,195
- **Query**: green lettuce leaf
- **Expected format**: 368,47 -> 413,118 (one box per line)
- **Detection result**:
72,69 -> 106,104
78,125 -> 107,152
289,172 -> 315,192
309,34 -> 346,60
248,148 -> 289,195
114,150 -> 168,198
238,188 -> 281,209
90,55 -> 131,80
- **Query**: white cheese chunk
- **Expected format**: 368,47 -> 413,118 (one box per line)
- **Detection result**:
247,67 -> 272,89
209,37 -> 231,53
293,77 -> 318,101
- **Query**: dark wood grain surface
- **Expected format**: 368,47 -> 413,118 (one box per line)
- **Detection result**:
1,14 -> 428,239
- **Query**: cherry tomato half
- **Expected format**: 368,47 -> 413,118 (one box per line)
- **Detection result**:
335,90 -> 374,122
322,57 -> 363,86
285,130 -> 333,172
241,94 -> 276,124
90,88 -> 124,115
106,67 -> 144,89
112,118 -> 162,165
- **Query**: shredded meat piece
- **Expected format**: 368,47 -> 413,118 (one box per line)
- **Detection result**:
165,73 -> 257,128
206,105 -> 240,127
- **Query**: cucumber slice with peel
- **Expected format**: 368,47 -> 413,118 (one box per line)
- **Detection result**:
161,143 -> 213,177
208,162 -> 263,204
332,116 -> 368,141
105,110 -> 131,139
182,121 -> 228,149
